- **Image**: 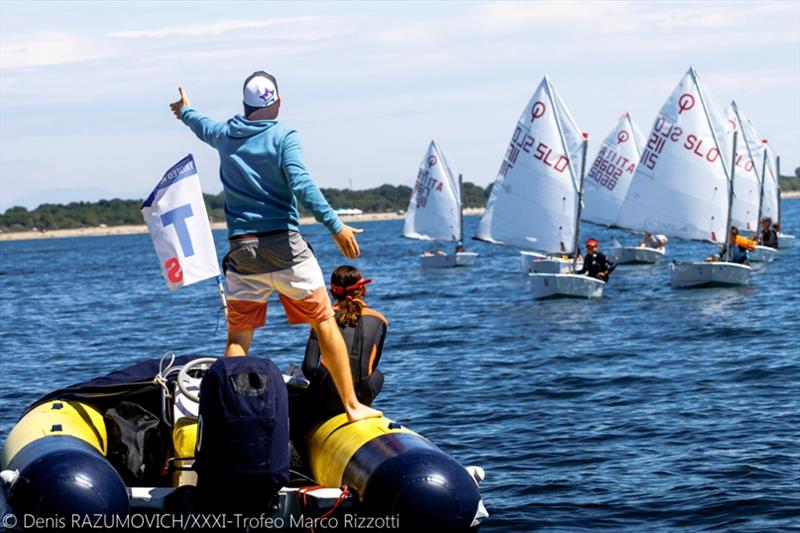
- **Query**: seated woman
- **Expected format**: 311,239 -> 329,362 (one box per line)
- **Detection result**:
301,265 -> 388,426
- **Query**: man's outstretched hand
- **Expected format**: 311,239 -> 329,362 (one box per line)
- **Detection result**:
170,87 -> 190,119
333,225 -> 364,259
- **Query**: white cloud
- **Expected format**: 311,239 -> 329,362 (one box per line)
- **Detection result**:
0,1 -> 797,204
0,32 -> 114,69
107,17 -> 318,39
704,69 -> 799,96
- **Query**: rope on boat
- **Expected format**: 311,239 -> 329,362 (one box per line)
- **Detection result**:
296,484 -> 350,532
153,351 -> 176,399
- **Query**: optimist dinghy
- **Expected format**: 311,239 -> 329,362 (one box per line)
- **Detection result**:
519,250 -> 581,274
403,140 -> 477,268
726,102 -> 778,263
616,67 -> 751,289
777,233 -> 795,249
759,140 -> 794,249
475,76 -> 604,299
609,245 -> 665,265
0,355 -> 488,531
749,245 -> 777,263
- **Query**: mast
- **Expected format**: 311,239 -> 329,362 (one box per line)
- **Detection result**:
571,133 -> 589,270
724,131 -> 738,261
458,173 -> 464,243
776,155 -> 782,226
756,141 -> 768,234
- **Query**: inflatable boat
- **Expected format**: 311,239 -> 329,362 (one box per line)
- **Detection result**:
0,355 -> 488,531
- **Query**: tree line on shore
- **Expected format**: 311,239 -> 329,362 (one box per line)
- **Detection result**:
0,182 -> 492,233
3,173 -> 799,233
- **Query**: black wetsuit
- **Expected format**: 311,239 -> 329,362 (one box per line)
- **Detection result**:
576,251 -> 616,280
299,306 -> 388,425
760,227 -> 778,248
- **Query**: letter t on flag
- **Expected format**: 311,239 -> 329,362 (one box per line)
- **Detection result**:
142,154 -> 220,291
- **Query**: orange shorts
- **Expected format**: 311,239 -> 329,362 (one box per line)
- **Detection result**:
224,233 -> 334,332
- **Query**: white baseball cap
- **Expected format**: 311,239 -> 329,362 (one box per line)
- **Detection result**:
243,72 -> 279,109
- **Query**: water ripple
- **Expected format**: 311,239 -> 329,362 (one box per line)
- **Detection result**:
1,204 -> 798,531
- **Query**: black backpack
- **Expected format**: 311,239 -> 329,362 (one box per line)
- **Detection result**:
194,357 -> 289,512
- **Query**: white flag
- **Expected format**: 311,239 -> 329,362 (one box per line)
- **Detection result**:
142,154 -> 220,291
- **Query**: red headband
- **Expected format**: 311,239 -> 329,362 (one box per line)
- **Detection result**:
330,277 -> 372,296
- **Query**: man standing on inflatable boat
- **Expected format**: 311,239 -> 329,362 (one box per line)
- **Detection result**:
170,71 -> 381,423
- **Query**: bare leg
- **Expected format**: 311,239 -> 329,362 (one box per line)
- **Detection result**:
226,329 -> 254,357
312,316 -> 382,423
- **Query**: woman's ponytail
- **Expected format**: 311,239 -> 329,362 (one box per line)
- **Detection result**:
329,265 -> 371,327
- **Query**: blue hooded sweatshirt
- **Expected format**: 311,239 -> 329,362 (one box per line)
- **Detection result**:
180,108 -> 343,237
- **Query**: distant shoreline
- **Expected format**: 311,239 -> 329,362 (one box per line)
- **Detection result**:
0,208 -> 485,242
1,194 -> 797,242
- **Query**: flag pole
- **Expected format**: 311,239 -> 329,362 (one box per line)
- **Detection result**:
217,275 -> 228,320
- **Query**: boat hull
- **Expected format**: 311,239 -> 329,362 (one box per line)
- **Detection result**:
520,251 -> 580,274
529,273 -> 605,299
1,358 -> 488,529
670,261 -> 751,288
1,400 -> 129,518
778,233 -> 795,249
609,246 -> 665,264
749,245 -> 777,263
307,414 -> 483,530
420,252 -> 477,268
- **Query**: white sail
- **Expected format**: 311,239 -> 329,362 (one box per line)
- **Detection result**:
760,142 -> 780,223
582,112 -> 645,227
402,140 -> 461,241
615,67 -> 733,243
725,102 -> 762,232
736,111 -> 780,225
475,76 -> 583,254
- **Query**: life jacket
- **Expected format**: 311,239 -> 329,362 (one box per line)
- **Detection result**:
194,357 -> 289,512
735,234 -> 757,251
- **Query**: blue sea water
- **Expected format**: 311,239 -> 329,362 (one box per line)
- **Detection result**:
0,200 -> 798,532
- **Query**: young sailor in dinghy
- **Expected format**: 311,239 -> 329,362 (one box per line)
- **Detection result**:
575,238 -> 616,281
707,226 -> 751,264
170,71 -> 379,423
759,217 -> 779,249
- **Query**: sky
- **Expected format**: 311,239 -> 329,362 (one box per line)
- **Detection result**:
1,0 -> 798,211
